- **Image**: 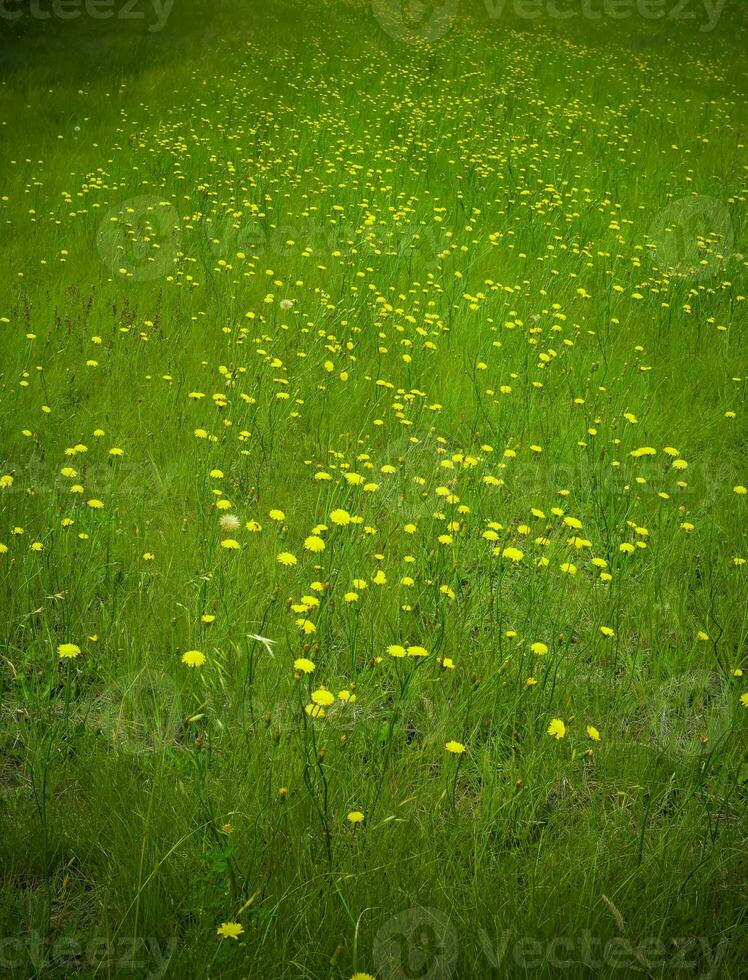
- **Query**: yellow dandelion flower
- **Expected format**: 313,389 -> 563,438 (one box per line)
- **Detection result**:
547,718 -> 566,739
182,650 -> 206,668
444,740 -> 466,755
311,688 -> 335,706
406,645 -> 428,658
58,643 -> 81,660
501,546 -> 524,562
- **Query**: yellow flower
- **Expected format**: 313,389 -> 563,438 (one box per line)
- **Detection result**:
87,499 -> 104,509
277,551 -> 297,566
58,643 -> 81,660
444,740 -> 465,754
182,650 -> 206,668
599,626 -> 615,638
201,614 -> 216,624
294,657 -> 316,674
304,535 -> 325,552
311,688 -> 335,706
330,508 -> 351,525
547,718 -> 566,739
347,811 -> 365,824
221,539 -> 240,550
217,922 -> 244,939
530,642 -> 548,655
387,644 -> 407,658
501,546 -> 524,562
269,508 -> 286,521
586,724 -> 601,741
406,645 -> 428,658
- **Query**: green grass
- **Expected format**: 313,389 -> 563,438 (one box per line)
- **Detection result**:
0,1 -> 747,977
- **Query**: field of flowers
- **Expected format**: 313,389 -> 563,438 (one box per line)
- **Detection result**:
0,0 -> 746,977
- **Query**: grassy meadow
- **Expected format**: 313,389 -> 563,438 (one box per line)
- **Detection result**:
1,0 -> 747,977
